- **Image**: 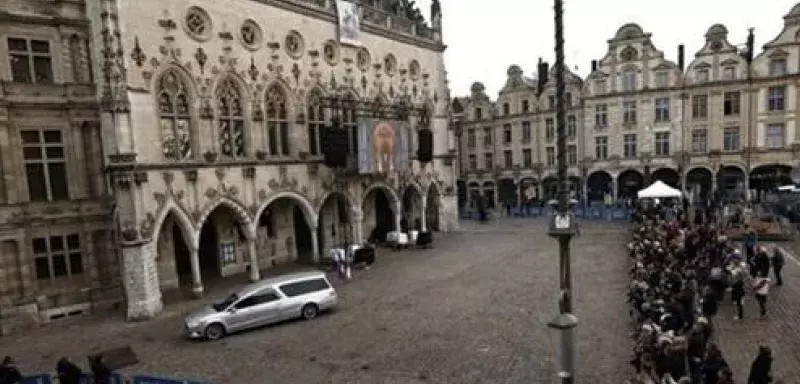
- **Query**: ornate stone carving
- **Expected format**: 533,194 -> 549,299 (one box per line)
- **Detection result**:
215,167 -> 226,181
121,220 -> 139,242
134,172 -> 148,185
140,212 -> 156,239
205,188 -> 219,199
114,173 -> 133,188
130,36 -> 146,67
258,189 -> 268,201
184,170 -> 198,183
268,166 -> 299,191
243,166 -> 256,179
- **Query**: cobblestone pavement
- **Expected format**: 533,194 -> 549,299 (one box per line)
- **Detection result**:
1,219 -> 632,383
712,241 -> 800,383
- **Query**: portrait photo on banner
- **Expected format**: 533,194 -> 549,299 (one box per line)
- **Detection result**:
336,0 -> 361,45
357,119 -> 410,175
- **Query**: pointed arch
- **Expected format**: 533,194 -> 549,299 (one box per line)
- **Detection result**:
215,74 -> 248,158
155,66 -> 196,160
316,190 -> 356,214
251,191 -> 318,235
196,197 -> 254,247
151,199 -> 197,249
362,182 -> 400,205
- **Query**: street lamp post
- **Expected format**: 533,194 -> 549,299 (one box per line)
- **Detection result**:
547,0 -> 578,383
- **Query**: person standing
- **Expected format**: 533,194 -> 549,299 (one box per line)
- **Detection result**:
771,246 -> 785,286
56,357 -> 83,384
752,272 -> 771,318
753,247 -> 771,278
0,356 -> 22,384
747,346 -> 773,384
731,269 -> 746,320
90,355 -> 112,384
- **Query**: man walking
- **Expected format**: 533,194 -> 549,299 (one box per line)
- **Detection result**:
752,272 -> 771,318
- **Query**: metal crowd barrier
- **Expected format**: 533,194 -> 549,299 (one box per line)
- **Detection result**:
461,206 -> 634,221
22,373 -> 212,384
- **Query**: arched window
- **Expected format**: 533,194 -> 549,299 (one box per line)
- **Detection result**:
343,93 -> 358,155
307,90 -> 325,156
157,69 -> 192,160
266,85 -> 289,156
216,77 -> 245,158
622,68 -> 637,92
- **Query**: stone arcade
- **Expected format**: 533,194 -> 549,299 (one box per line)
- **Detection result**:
87,0 -> 458,320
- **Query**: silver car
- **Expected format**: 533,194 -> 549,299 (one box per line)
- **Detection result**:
184,271 -> 337,340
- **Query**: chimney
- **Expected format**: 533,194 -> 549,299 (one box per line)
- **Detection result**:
591,60 -> 598,72
678,45 -> 685,71
536,59 -> 549,96
746,28 -> 755,63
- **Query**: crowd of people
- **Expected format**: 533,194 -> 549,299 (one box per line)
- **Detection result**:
0,355 -> 114,384
627,201 -> 784,384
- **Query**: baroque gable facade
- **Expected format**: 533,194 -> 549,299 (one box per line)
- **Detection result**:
454,3 -> 800,208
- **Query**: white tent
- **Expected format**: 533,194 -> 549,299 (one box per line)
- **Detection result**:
637,180 -> 683,199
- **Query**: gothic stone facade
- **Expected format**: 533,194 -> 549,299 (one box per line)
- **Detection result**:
88,0 -> 457,320
0,1 -> 119,334
455,3 -> 800,207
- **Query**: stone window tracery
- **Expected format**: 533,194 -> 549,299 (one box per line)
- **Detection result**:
307,90 -> 325,156
216,78 -> 245,158
240,19 -> 263,50
157,69 -> 193,160
620,46 -> 638,62
285,31 -> 304,59
266,85 -> 290,156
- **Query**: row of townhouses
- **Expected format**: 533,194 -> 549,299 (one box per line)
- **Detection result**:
453,4 -> 800,208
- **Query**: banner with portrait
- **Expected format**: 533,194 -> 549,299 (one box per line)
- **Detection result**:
336,0 -> 361,46
357,119 -> 410,175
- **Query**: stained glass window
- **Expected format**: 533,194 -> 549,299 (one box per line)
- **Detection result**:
157,70 -> 193,160
217,78 -> 245,158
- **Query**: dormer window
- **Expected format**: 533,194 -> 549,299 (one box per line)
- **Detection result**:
474,107 -> 483,120
770,59 -> 787,76
522,99 -> 530,113
696,69 -> 709,83
548,95 -> 556,109
594,79 -> 606,94
622,69 -> 637,92
723,66 -> 736,80
655,71 -> 669,88
503,102 -> 510,115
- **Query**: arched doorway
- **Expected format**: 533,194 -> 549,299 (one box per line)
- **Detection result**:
568,176 -> 582,200
154,211 -> 193,292
617,169 -> 644,201
542,176 -> 558,201
426,184 -> 441,231
363,186 -> 397,243
750,164 -> 793,201
587,171 -> 612,203
196,204 -> 250,281
652,168 -> 680,188
686,167 -> 713,204
482,181 -> 496,209
402,185 -> 423,231
317,192 -> 352,255
254,196 -> 315,265
717,166 -> 746,202
498,178 -> 517,207
519,178 -> 538,205
468,182 -> 480,209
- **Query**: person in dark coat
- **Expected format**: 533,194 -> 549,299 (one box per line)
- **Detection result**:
702,344 -> 729,384
753,247 -> 771,278
731,270 -> 746,320
0,356 -> 22,384
747,346 -> 773,384
56,357 -> 83,384
90,355 -> 112,384
772,246 -> 785,286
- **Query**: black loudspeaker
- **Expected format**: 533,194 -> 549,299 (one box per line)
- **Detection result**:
322,128 -> 349,167
417,129 -> 433,163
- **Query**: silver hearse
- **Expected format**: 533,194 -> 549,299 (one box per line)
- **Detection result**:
184,271 -> 337,340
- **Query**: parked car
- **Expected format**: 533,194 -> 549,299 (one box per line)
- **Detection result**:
184,271 -> 337,340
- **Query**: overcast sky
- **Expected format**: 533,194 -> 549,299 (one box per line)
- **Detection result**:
412,0 -> 799,98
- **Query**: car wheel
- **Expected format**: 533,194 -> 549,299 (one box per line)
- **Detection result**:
204,323 -> 225,340
301,304 -> 319,320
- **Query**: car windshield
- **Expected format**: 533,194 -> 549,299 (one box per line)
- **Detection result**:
212,293 -> 239,312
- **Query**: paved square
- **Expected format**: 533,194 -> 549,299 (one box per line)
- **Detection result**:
0,219 -> 728,383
